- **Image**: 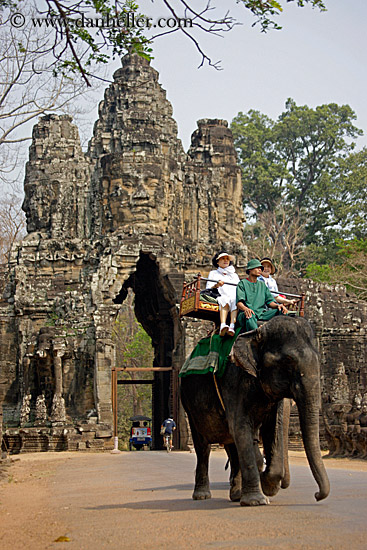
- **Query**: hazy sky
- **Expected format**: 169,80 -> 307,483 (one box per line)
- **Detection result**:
123,0 -> 367,151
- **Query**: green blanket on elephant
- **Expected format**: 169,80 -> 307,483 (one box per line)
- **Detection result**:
179,327 -> 242,378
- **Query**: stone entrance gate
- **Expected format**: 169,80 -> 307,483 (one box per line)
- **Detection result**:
0,53 -> 247,451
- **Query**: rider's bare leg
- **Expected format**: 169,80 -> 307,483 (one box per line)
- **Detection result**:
220,304 -> 230,336
227,308 -> 237,336
220,304 -> 230,324
230,309 -> 237,326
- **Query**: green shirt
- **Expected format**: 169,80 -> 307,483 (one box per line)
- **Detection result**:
236,278 -> 275,317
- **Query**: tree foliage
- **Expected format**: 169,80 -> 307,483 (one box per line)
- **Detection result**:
231,100 -> 364,272
241,0 -> 326,31
329,148 -> 367,241
0,190 -> 25,263
0,21 -> 86,143
306,239 -> 367,302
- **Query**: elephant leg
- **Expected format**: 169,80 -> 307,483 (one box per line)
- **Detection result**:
191,425 -> 212,500
281,398 -> 291,489
225,443 -> 241,501
234,424 -> 269,506
260,401 -> 285,497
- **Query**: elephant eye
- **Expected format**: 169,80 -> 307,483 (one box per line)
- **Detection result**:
284,354 -> 297,366
263,351 -> 281,367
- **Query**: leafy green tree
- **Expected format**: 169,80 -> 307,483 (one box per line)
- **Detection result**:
305,238 -> 367,301
329,148 -> 367,241
240,0 -> 326,31
231,100 -> 363,272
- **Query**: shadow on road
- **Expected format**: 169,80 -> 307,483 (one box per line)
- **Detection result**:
84,497 -> 235,512
135,481 -> 229,492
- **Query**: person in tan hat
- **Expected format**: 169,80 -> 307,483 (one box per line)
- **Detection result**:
236,259 -> 288,332
259,257 -> 296,307
206,251 -> 239,337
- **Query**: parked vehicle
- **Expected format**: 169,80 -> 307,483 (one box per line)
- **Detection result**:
129,415 -> 152,451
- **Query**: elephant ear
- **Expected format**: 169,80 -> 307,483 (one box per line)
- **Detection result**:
231,328 -> 263,378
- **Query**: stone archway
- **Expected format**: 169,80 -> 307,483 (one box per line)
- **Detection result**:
112,252 -> 182,449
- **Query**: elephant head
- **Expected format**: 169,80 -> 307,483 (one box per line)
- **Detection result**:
232,315 -> 330,502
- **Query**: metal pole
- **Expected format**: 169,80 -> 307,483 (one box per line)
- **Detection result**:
200,277 -> 302,298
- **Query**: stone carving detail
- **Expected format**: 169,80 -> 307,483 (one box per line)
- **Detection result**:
20,394 -> 32,427
51,394 -> 67,425
35,394 -> 48,425
360,394 -> 367,427
330,363 -> 350,405
22,114 -> 90,239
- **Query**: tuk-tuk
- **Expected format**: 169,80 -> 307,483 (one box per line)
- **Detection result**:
129,415 -> 152,450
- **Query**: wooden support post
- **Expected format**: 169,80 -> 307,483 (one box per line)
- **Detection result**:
195,273 -> 202,310
181,280 -> 187,301
111,368 -> 121,454
300,293 -> 305,317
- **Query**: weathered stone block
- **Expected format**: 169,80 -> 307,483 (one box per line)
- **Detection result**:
86,439 -> 104,449
95,429 -> 112,438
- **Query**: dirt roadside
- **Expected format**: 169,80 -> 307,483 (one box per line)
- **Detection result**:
0,450 -> 366,549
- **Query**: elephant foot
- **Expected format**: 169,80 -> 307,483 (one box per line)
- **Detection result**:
240,491 -> 269,506
193,488 -> 211,500
281,471 -> 290,489
230,473 -> 241,501
260,471 -> 281,497
230,485 -> 241,502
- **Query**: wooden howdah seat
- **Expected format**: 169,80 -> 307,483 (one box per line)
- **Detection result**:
179,273 -> 305,325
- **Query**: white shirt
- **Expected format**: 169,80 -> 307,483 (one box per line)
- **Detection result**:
258,274 -> 278,297
206,265 -> 239,311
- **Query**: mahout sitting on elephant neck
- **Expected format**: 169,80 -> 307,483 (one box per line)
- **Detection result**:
180,315 -> 330,506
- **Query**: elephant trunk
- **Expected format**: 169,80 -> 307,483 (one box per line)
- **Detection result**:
295,381 -> 330,502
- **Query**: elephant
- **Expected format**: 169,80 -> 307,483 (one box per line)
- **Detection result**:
180,315 -> 330,506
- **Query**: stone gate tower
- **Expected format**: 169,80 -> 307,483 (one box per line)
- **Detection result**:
0,54 -> 247,450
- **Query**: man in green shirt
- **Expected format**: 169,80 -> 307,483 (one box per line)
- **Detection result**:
236,259 -> 288,332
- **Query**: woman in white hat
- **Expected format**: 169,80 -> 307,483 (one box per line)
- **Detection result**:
206,251 -> 239,337
258,257 -> 296,306
258,257 -> 278,296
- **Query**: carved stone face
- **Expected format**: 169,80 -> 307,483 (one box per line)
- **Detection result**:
22,180 -> 60,233
36,333 -> 52,357
130,177 -> 161,222
107,173 -> 164,227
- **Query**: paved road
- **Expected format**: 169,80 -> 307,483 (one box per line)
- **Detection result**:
46,450 -> 367,550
